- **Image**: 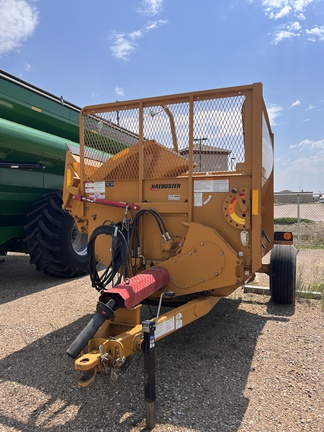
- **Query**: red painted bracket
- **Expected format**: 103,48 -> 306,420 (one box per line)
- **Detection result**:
102,267 -> 170,309
73,194 -> 139,211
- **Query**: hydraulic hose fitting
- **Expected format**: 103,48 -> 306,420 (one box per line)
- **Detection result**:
97,298 -> 116,319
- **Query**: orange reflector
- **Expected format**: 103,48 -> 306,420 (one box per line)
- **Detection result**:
283,232 -> 292,240
32,106 -> 42,112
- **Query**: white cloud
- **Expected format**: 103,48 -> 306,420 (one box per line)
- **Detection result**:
110,32 -> 139,61
293,0 -> 314,13
275,138 -> 324,192
24,62 -> 31,71
277,154 -> 324,192
137,0 -> 163,16
110,20 -> 167,61
290,21 -> 302,30
115,86 -> 124,96
290,100 -> 301,108
273,23 -> 301,44
306,26 -> 324,42
249,0 -> 323,44
262,0 -> 315,16
269,5 -> 291,20
267,104 -> 283,125
305,104 -> 314,111
289,139 -> 324,151
0,0 -> 38,55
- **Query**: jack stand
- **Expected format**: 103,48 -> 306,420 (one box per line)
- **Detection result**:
142,319 -> 156,430
142,291 -> 174,430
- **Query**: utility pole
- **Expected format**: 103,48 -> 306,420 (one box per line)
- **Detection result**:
193,137 -> 207,171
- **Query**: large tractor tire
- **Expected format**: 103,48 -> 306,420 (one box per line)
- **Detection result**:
24,192 -> 88,277
270,244 -> 297,304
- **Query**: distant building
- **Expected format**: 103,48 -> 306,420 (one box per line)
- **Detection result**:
180,144 -> 231,172
274,190 -> 313,204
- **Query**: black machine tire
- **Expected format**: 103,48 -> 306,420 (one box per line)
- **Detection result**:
270,244 -> 297,304
24,192 -> 88,277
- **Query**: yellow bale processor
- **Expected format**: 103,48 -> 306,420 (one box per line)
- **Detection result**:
63,83 -> 296,429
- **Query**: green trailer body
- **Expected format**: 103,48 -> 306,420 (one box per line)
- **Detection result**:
0,118 -> 79,253
0,70 -> 80,141
0,70 -> 137,276
0,71 -> 81,261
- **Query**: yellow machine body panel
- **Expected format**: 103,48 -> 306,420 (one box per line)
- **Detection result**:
63,82 -> 274,298
62,82 -> 276,392
62,85 -> 295,432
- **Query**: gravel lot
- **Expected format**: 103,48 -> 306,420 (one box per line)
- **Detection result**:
0,253 -> 323,432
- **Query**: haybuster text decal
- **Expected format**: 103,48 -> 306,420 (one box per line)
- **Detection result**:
150,183 -> 181,191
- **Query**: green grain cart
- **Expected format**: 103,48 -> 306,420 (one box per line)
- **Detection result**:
0,70 -> 138,276
0,70 -> 89,276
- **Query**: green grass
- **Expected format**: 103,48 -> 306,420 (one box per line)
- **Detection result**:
274,217 -> 314,225
296,269 -> 324,309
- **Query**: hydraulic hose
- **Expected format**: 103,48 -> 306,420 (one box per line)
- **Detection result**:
132,209 -> 169,265
88,223 -> 129,291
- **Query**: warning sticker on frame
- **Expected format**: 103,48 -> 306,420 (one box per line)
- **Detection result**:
194,193 -> 203,206
155,317 -> 175,339
168,194 -> 180,201
194,179 -> 229,193
85,181 -> 105,194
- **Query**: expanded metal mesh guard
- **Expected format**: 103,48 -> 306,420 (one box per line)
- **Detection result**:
81,90 -> 248,181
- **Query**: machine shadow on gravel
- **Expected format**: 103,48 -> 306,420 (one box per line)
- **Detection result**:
266,300 -> 296,317
0,253 -> 86,305
0,297 -> 288,432
239,296 -> 296,317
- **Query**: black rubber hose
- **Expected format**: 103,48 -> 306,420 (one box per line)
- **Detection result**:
135,210 -> 165,236
66,299 -> 116,359
132,210 -> 166,261
88,224 -> 129,291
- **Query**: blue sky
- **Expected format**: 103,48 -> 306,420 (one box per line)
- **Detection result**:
0,0 -> 323,193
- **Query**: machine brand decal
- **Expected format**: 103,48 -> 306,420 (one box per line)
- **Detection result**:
105,181 -> 114,187
150,183 -> 181,191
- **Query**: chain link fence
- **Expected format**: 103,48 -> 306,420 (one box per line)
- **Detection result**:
274,196 -> 324,291
274,197 -> 324,250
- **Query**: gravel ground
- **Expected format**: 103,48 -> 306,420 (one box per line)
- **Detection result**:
0,253 -> 323,432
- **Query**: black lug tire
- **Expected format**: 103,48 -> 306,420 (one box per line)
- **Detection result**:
270,245 -> 297,304
24,192 -> 89,277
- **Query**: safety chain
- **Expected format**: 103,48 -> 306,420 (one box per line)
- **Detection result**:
99,345 -> 127,381
111,356 -> 126,381
99,345 -> 111,371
